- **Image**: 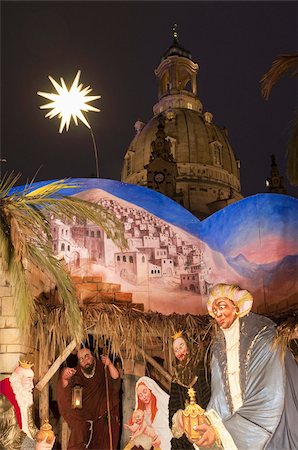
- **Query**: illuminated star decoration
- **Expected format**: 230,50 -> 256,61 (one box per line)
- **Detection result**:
37,70 -> 101,133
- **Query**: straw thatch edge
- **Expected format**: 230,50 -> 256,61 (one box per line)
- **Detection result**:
32,302 -> 298,367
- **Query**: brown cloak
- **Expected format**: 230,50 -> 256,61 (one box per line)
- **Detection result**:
57,359 -> 121,450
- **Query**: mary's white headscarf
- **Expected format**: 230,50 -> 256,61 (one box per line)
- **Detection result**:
135,376 -> 172,450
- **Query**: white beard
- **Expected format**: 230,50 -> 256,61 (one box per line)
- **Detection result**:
10,372 -> 33,408
9,373 -> 34,437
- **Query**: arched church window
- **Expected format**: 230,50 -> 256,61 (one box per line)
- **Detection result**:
161,70 -> 170,95
184,79 -> 192,92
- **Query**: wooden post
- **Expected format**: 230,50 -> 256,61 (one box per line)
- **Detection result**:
38,342 -> 49,424
61,418 -> 70,450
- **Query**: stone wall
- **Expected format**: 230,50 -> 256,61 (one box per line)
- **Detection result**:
0,265 -> 30,378
0,259 -> 55,379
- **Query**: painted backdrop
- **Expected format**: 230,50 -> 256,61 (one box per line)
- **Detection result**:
22,178 -> 298,315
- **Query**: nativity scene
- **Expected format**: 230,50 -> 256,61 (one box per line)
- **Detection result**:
0,178 -> 297,450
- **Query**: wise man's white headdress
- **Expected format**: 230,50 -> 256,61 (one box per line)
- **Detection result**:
207,283 -> 253,318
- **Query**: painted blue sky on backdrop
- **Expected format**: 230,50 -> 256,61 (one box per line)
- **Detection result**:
14,178 -> 298,257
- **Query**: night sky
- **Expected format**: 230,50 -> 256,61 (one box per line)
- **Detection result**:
2,1 -> 297,198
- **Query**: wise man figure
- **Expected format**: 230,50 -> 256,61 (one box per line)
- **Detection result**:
0,360 -> 54,450
175,283 -> 298,450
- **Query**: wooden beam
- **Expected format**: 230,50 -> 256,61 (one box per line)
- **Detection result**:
135,344 -> 172,383
35,339 -> 77,391
38,343 -> 49,422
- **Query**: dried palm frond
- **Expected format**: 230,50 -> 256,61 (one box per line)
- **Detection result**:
260,54 -> 298,100
32,301 -> 214,367
0,173 -> 127,339
273,314 -> 298,359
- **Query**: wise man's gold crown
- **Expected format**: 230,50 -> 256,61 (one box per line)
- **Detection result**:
19,360 -> 34,369
171,330 -> 184,340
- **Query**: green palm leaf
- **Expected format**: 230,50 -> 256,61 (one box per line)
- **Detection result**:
0,174 -> 127,340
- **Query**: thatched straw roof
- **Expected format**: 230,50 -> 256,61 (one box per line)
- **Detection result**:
33,302 -> 214,364
32,301 -> 297,366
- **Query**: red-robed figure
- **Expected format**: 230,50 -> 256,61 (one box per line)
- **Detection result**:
0,361 -> 54,450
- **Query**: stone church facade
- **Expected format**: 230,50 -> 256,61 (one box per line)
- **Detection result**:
121,29 -> 243,219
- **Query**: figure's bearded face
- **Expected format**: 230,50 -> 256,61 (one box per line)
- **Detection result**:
10,369 -> 34,408
21,374 -> 34,392
77,349 -> 95,374
173,337 -> 189,362
82,361 -> 95,374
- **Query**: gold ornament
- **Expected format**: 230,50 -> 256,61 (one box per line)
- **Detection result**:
37,420 -> 55,444
182,388 -> 206,441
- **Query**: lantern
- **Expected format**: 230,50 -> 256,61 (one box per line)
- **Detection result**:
72,385 -> 83,409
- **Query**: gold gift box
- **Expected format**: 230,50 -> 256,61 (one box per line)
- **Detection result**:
182,387 -> 206,441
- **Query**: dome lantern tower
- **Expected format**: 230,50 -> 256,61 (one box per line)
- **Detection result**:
121,30 -> 243,219
154,24 -> 202,115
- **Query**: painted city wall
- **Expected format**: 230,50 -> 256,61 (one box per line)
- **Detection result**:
18,178 -> 298,315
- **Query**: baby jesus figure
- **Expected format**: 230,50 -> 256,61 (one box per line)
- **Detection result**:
123,409 -> 161,450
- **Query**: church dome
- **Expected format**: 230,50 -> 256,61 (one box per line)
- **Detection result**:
121,30 -> 242,219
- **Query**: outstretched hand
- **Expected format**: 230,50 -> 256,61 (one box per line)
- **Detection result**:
192,423 -> 217,448
36,436 -> 55,450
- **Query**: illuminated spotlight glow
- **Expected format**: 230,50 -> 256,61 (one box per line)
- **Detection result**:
38,70 -> 101,133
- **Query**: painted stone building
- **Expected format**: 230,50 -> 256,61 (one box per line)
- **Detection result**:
122,29 -> 243,219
